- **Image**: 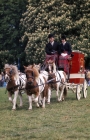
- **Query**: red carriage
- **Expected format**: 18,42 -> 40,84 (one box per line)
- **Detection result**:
44,50 -> 88,101
67,50 -> 88,100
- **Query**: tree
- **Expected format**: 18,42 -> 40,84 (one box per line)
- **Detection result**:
66,0 -> 90,56
21,0 -> 90,65
0,0 -> 28,70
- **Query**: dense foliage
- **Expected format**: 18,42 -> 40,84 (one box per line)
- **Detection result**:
0,0 -> 28,70
21,0 -> 90,65
0,0 -> 90,70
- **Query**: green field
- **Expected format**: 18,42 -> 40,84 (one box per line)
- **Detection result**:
0,87 -> 90,140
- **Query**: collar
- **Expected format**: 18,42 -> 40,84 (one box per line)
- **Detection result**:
63,41 -> 66,45
50,41 -> 54,46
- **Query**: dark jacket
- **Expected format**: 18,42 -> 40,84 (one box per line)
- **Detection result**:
59,42 -> 72,55
45,41 -> 60,55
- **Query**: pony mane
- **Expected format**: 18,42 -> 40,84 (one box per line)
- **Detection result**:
4,64 -> 11,69
32,67 -> 39,77
26,65 -> 39,78
33,64 -> 41,71
4,64 -> 19,77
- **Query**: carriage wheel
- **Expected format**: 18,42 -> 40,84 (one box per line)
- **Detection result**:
83,80 -> 88,98
76,85 -> 81,100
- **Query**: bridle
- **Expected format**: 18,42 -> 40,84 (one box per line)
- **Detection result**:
4,68 -> 15,82
26,70 -> 35,85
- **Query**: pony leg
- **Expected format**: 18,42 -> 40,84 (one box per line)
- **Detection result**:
34,96 -> 40,108
8,92 -> 13,103
28,95 -> 32,110
47,87 -> 51,104
38,94 -> 42,106
56,85 -> 60,101
19,93 -> 23,107
42,97 -> 46,108
8,92 -> 13,104
32,94 -> 35,102
59,85 -> 65,101
62,86 -> 67,101
12,90 -> 19,110
42,84 -> 48,108
9,96 -> 13,103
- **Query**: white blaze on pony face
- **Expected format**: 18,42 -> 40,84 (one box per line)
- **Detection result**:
52,63 -> 56,73
4,73 -> 10,82
48,65 -> 52,73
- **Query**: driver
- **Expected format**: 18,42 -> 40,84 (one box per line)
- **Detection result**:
45,33 -> 60,66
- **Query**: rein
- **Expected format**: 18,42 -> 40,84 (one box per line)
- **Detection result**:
26,77 -> 66,90
26,78 -> 56,89
48,71 -> 66,85
5,74 -> 26,93
19,74 -> 26,81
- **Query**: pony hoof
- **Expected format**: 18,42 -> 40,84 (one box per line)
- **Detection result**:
12,108 -> 16,110
19,105 -> 23,107
28,109 -> 32,111
42,106 -> 45,108
58,99 -> 62,102
47,102 -> 50,104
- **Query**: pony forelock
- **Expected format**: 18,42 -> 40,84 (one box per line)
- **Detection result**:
4,64 -> 19,77
25,65 -> 39,78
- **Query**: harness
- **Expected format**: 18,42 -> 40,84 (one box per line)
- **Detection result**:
5,84 -> 20,94
26,77 -> 44,89
5,70 -> 66,94
48,71 -> 66,85
7,85 -> 20,92
26,72 -> 66,90
5,74 -> 26,94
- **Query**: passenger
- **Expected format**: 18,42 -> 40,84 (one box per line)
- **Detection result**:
58,35 -> 72,74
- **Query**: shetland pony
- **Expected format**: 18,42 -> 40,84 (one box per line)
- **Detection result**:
31,63 -> 51,104
4,64 -> 26,110
46,60 -> 67,102
24,65 -> 48,110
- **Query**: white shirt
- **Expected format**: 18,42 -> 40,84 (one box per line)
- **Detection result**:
63,41 -> 66,46
51,41 -> 54,46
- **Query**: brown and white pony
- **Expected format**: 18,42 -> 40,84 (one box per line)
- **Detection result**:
24,65 -> 48,110
4,64 -> 26,110
31,63 -> 51,104
46,60 -> 67,102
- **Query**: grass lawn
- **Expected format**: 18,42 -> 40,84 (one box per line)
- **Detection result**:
0,87 -> 90,140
